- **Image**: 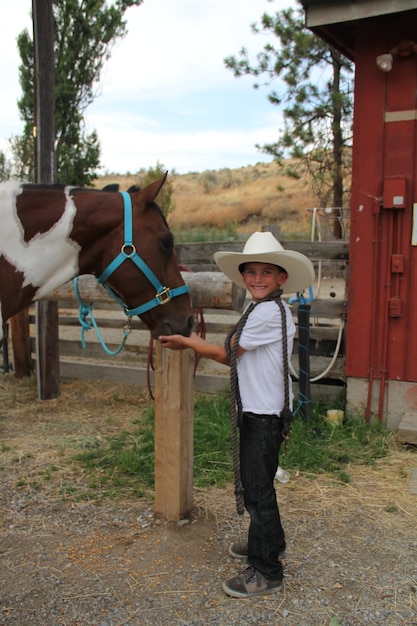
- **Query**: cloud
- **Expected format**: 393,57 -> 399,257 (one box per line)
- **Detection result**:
90,115 -> 282,174
0,0 -> 297,175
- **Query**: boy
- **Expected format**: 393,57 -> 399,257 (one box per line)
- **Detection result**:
159,231 -> 314,598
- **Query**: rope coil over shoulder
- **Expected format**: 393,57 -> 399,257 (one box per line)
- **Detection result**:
225,293 -> 293,516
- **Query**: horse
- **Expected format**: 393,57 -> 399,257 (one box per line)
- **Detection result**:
0,174 -> 194,344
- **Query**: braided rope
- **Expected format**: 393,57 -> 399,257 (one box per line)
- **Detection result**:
225,302 -> 257,515
276,299 -> 293,438
226,291 -> 292,515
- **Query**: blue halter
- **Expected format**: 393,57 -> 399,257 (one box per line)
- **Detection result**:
73,191 -> 189,355
96,191 -> 189,316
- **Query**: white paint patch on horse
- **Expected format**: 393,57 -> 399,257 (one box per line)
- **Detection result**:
0,181 -> 81,300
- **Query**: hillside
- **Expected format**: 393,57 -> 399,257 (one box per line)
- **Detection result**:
96,161 -> 317,239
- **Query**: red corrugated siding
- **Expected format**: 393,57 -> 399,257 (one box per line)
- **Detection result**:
346,13 -> 417,383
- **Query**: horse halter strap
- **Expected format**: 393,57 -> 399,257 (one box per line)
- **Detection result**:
96,191 -> 189,317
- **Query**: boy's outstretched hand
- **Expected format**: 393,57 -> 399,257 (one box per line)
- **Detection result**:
159,333 -> 193,350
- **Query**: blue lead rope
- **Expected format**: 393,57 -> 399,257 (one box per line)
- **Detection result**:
74,277 -> 132,356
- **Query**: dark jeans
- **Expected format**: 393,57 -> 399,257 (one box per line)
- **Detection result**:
240,411 -> 286,581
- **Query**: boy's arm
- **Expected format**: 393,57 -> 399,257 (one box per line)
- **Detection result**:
159,331 -> 230,365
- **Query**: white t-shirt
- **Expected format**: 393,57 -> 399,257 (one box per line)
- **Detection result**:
237,300 -> 295,415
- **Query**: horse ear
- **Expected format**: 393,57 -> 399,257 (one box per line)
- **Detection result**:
140,172 -> 168,203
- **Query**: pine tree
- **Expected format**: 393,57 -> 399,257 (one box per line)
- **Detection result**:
225,4 -> 353,236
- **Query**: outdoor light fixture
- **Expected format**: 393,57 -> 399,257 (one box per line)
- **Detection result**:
376,39 -> 417,72
376,53 -> 393,71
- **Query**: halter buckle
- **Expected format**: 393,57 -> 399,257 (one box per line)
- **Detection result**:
156,286 -> 171,305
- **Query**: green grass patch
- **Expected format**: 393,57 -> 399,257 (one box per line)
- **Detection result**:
281,404 -> 393,481
192,392 -> 233,487
73,393 -> 394,498
74,393 -> 233,495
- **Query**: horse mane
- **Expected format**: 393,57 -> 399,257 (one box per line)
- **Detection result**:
21,182 -> 143,194
19,182 -> 168,226
21,183 -> 123,193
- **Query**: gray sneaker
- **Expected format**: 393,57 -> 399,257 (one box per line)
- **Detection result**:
229,541 -> 285,560
229,541 -> 249,559
223,565 -> 283,598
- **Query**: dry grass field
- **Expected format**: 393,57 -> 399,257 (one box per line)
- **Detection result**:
95,161 -> 317,239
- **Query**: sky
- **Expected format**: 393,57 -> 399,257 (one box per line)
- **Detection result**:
0,0 -> 298,175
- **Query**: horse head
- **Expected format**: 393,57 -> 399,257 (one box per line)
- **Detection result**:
92,174 -> 194,339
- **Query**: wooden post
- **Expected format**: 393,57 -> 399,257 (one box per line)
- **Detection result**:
9,312 -> 33,377
262,224 -> 281,239
32,0 -> 60,399
35,301 -> 60,398
154,342 -> 195,521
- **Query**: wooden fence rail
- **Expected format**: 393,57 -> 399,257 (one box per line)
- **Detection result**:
47,272 -> 246,311
176,240 -> 349,271
25,300 -> 347,395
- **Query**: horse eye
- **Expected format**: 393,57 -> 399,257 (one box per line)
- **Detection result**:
160,235 -> 174,256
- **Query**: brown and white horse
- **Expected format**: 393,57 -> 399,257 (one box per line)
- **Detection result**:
0,174 -> 194,342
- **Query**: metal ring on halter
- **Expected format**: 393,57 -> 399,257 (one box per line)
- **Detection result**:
121,243 -> 136,257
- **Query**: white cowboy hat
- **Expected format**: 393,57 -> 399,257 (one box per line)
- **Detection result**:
213,231 -> 315,294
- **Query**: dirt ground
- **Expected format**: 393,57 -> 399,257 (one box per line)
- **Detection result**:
1,375 -> 417,626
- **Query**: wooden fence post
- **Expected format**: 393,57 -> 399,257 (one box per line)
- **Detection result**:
154,341 -> 195,521
35,300 -> 60,399
9,311 -> 33,377
33,0 -> 60,399
262,224 -> 281,239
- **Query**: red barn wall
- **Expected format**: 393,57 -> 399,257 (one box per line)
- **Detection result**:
347,11 -> 417,407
